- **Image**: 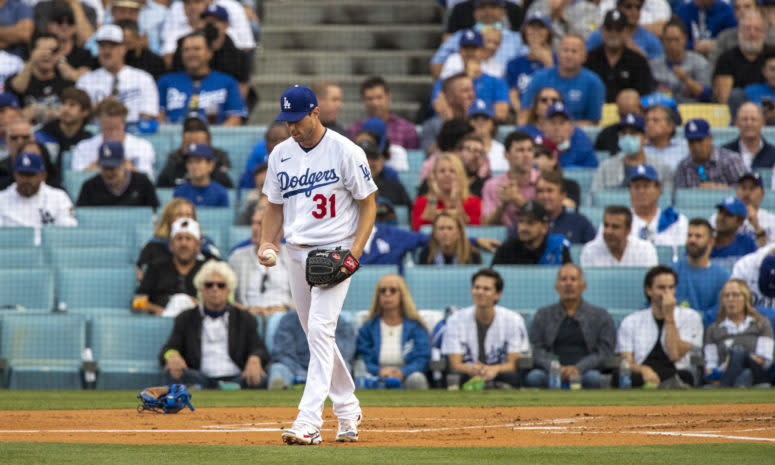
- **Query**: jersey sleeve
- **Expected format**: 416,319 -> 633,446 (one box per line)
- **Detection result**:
262,154 -> 283,204
340,143 -> 378,200
54,191 -> 78,226
139,71 -> 160,117
507,313 -> 530,354
440,313 -> 463,355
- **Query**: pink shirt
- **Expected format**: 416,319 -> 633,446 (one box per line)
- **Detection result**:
480,169 -> 539,231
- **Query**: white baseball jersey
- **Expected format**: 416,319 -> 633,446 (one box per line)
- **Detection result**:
732,243 -> 775,307
441,305 -> 529,365
160,0 -> 255,55
72,133 -> 156,181
580,236 -> 659,267
76,66 -> 159,123
263,129 -> 378,246
710,208 -> 775,244
0,183 -> 77,245
630,209 -> 689,246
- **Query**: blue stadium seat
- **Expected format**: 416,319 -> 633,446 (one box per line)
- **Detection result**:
0,268 -> 54,312
42,227 -> 130,249
680,207 -> 714,221
419,224 -> 509,242
0,314 -> 86,389
756,168 -> 772,192
197,207 -> 235,243
404,265 -> 482,310
394,205 -> 409,226
0,247 -> 45,267
0,227 -> 35,248
343,265 -> 399,312
579,207 -> 604,228
48,246 -> 134,267
75,207 -> 154,230
263,311 -> 285,353
563,169 -> 596,203
583,267 -> 650,310
63,170 -> 96,201
674,189 -> 735,210
406,150 -> 424,173
227,226 -> 251,252
569,244 -> 583,264
134,224 -> 155,255
90,315 -> 173,389
156,188 -> 174,207
56,266 -> 137,309
656,245 -> 685,265
608,308 -> 639,328
493,266 -> 559,310
591,190 -> 671,209
398,170 -> 422,201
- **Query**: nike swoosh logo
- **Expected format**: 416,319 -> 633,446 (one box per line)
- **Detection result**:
281,156 -> 291,162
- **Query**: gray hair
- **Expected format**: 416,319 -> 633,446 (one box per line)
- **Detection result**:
193,260 -> 238,292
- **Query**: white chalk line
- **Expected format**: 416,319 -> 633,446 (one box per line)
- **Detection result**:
637,431 -> 775,443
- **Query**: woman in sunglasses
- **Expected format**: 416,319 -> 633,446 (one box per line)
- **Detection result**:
355,274 -> 431,389
515,86 -> 563,136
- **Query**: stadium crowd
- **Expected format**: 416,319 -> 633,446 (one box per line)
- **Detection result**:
1,0 -> 775,390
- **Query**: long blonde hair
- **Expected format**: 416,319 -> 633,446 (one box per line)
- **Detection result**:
154,198 -> 197,238
425,211 -> 474,264
716,279 -> 763,326
431,152 -> 470,201
366,274 -> 426,330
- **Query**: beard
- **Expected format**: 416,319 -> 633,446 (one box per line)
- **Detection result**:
739,38 -> 764,55
686,242 -> 708,259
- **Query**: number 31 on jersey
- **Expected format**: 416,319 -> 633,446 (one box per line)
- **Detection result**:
312,193 -> 336,218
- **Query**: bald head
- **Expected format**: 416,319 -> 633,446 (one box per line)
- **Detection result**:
736,102 -> 764,141
616,89 -> 641,117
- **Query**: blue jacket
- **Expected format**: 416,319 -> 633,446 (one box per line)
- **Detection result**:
360,223 -> 428,270
357,316 -> 431,378
272,310 -> 355,374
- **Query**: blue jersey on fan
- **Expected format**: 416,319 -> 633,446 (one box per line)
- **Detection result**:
173,181 -> 229,207
157,71 -> 247,124
506,54 -> 554,97
430,73 -> 510,108
521,67 -> 605,122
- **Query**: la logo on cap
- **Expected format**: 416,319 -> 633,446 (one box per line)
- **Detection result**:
22,156 -> 30,166
189,143 -> 197,152
556,102 -> 564,110
637,165 -> 645,174
689,122 -> 697,131
465,30 -> 474,39
103,145 -> 111,156
725,196 -> 734,205
283,97 -> 291,109
535,135 -> 543,144
626,114 -> 634,124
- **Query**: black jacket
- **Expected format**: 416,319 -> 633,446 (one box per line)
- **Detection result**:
722,137 -> 775,169
158,305 -> 269,370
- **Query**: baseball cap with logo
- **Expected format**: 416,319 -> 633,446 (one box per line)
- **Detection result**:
546,102 -> 571,120
603,9 -> 627,30
618,113 -> 645,133
459,29 -> 484,48
533,135 -> 559,159
628,164 -> 659,183
14,152 -> 45,174
0,92 -> 20,109
183,143 -> 214,160
469,98 -> 495,118
758,254 -> 775,298
361,117 -> 387,152
276,85 -> 318,123
201,4 -> 229,22
95,24 -> 123,43
517,201 -> 549,223
97,141 -> 125,168
738,172 -> 764,188
716,196 -> 747,219
684,118 -> 710,140
171,218 -> 201,240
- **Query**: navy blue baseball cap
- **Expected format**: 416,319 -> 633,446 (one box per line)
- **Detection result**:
97,141 -> 125,167
469,98 -> 495,118
618,113 -> 645,133
14,152 -> 45,174
759,254 -> 775,298
524,13 -> 552,30
475,0 -> 505,6
201,4 -> 229,22
362,117 -> 387,151
183,143 -> 214,160
628,164 -> 659,183
739,172 -> 764,188
716,196 -> 747,219
276,85 -> 318,123
459,29 -> 484,48
546,102 -> 571,119
685,118 -> 710,140
0,92 -> 20,109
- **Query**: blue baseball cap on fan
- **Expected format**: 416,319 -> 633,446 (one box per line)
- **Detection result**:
97,141 -> 125,168
628,164 -> 659,183
716,196 -> 747,219
183,143 -> 214,160
276,85 -> 318,122
459,29 -> 484,48
685,118 -> 710,140
759,254 -> 775,298
14,152 -> 45,174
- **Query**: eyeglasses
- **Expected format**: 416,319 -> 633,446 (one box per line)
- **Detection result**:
9,134 -> 31,141
204,282 -> 227,289
379,287 -> 399,295
540,97 -> 560,104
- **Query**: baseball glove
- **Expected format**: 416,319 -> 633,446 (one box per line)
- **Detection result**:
306,247 -> 359,287
137,384 -> 195,414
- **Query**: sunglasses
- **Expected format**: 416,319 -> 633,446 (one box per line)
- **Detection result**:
9,134 -> 31,141
204,282 -> 227,289
379,287 -> 399,295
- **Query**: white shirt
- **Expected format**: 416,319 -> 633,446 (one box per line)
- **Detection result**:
643,137 -> 689,173
378,320 -> 404,367
0,51 -> 24,92
704,316 -> 774,369
731,244 -> 775,307
487,139 -> 508,173
440,54 -> 506,80
227,243 -> 293,308
386,145 -> 409,171
598,0 -> 670,25
630,208 -> 689,246
616,306 -> 703,370
76,66 -> 159,123
72,133 -> 156,181
263,130 -> 378,246
0,183 -> 77,245
580,235 -> 659,267
160,0 -> 255,55
199,309 -> 242,378
710,207 -> 775,244
737,139 -> 763,171
441,305 -> 529,365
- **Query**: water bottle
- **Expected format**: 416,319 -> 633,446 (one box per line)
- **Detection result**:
549,355 -> 562,389
353,358 -> 367,389
619,357 -> 632,389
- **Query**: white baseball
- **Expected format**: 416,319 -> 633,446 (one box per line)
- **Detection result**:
262,249 -> 277,266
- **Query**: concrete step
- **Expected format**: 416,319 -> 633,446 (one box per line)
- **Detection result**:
259,25 -> 443,51
264,1 -> 443,25
248,101 -> 421,126
252,74 -> 433,104
254,50 -> 434,77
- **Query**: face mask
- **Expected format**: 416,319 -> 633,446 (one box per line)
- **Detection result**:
557,140 -> 570,151
475,22 -> 503,31
618,135 -> 641,155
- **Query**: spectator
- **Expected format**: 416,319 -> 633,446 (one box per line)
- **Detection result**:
430,0 -> 527,80
310,80 -> 345,135
76,140 -> 159,207
628,164 -> 688,245
157,116 -> 233,188
356,116 -> 409,173
117,19 -> 165,81
677,0 -> 736,55
468,98 -> 505,173
542,102 -> 598,168
159,260 -> 269,389
585,10 -> 655,103
34,86 -> 92,173
597,0 -> 671,37
34,1 -> 98,47
481,130 -> 536,229
642,104 -> 689,172
361,140 -> 410,208
712,12 -> 769,109
445,0 -> 525,36
726,103 -> 775,172
506,14 -> 555,112
704,279 -> 774,387
348,76 -> 419,150
745,51 -> 775,106
441,268 -> 529,389
158,31 -> 246,126
732,243 -> 775,307
5,32 -> 74,125
526,264 -> 616,389
593,88 -> 642,157
521,34 -> 606,125
418,211 -> 482,265
228,206 -> 293,316
237,164 -> 267,225
0,118 -> 59,189
0,0 -> 34,57
441,25 -> 506,80
136,197 -> 221,280
587,3 -> 664,60
454,133 -> 489,197
356,274 -> 431,390
526,0 -> 601,42
492,200 -> 571,265
580,205 -> 658,266
532,135 -> 582,209
674,118 -> 746,189
672,218 -> 731,313
0,152 -> 76,245
417,119 -> 477,196
76,25 -> 159,125
136,217 -> 208,316
43,5 -> 93,82
516,86 -> 561,133
711,196 -> 758,262
651,18 -> 712,104
241,121 -> 289,189
710,173 -> 775,247
420,74 -> 476,153
711,0 -> 775,67
411,152 -> 481,231
268,309 -> 355,390
616,265 -> 704,388
591,113 -> 672,191
0,92 -> 20,158
536,171 -> 596,244
172,143 -> 229,207
71,99 -> 156,180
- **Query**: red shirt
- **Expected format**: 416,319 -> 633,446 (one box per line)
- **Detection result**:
411,195 -> 482,231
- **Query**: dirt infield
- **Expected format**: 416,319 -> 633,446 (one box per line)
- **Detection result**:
0,404 -> 773,447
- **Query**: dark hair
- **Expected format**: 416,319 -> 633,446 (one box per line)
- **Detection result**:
688,217 -> 714,234
643,265 -> 678,302
115,19 -> 139,35
662,16 -> 688,37
604,205 -> 633,229
644,104 -> 679,136
60,86 -> 92,113
183,116 -> 210,134
503,130 -> 533,152
181,30 -> 211,50
527,87 -> 564,125
30,32 -> 59,50
253,162 -> 268,176
360,76 -> 389,96
94,99 -> 128,119
441,73 -> 469,95
436,118 -> 474,152
471,268 -> 504,293
539,170 -> 565,192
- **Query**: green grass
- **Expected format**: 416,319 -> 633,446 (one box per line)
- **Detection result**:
0,388 -> 773,411
1,443 -> 773,465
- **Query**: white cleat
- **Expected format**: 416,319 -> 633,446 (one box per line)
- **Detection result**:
336,414 -> 362,442
281,423 -> 322,445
